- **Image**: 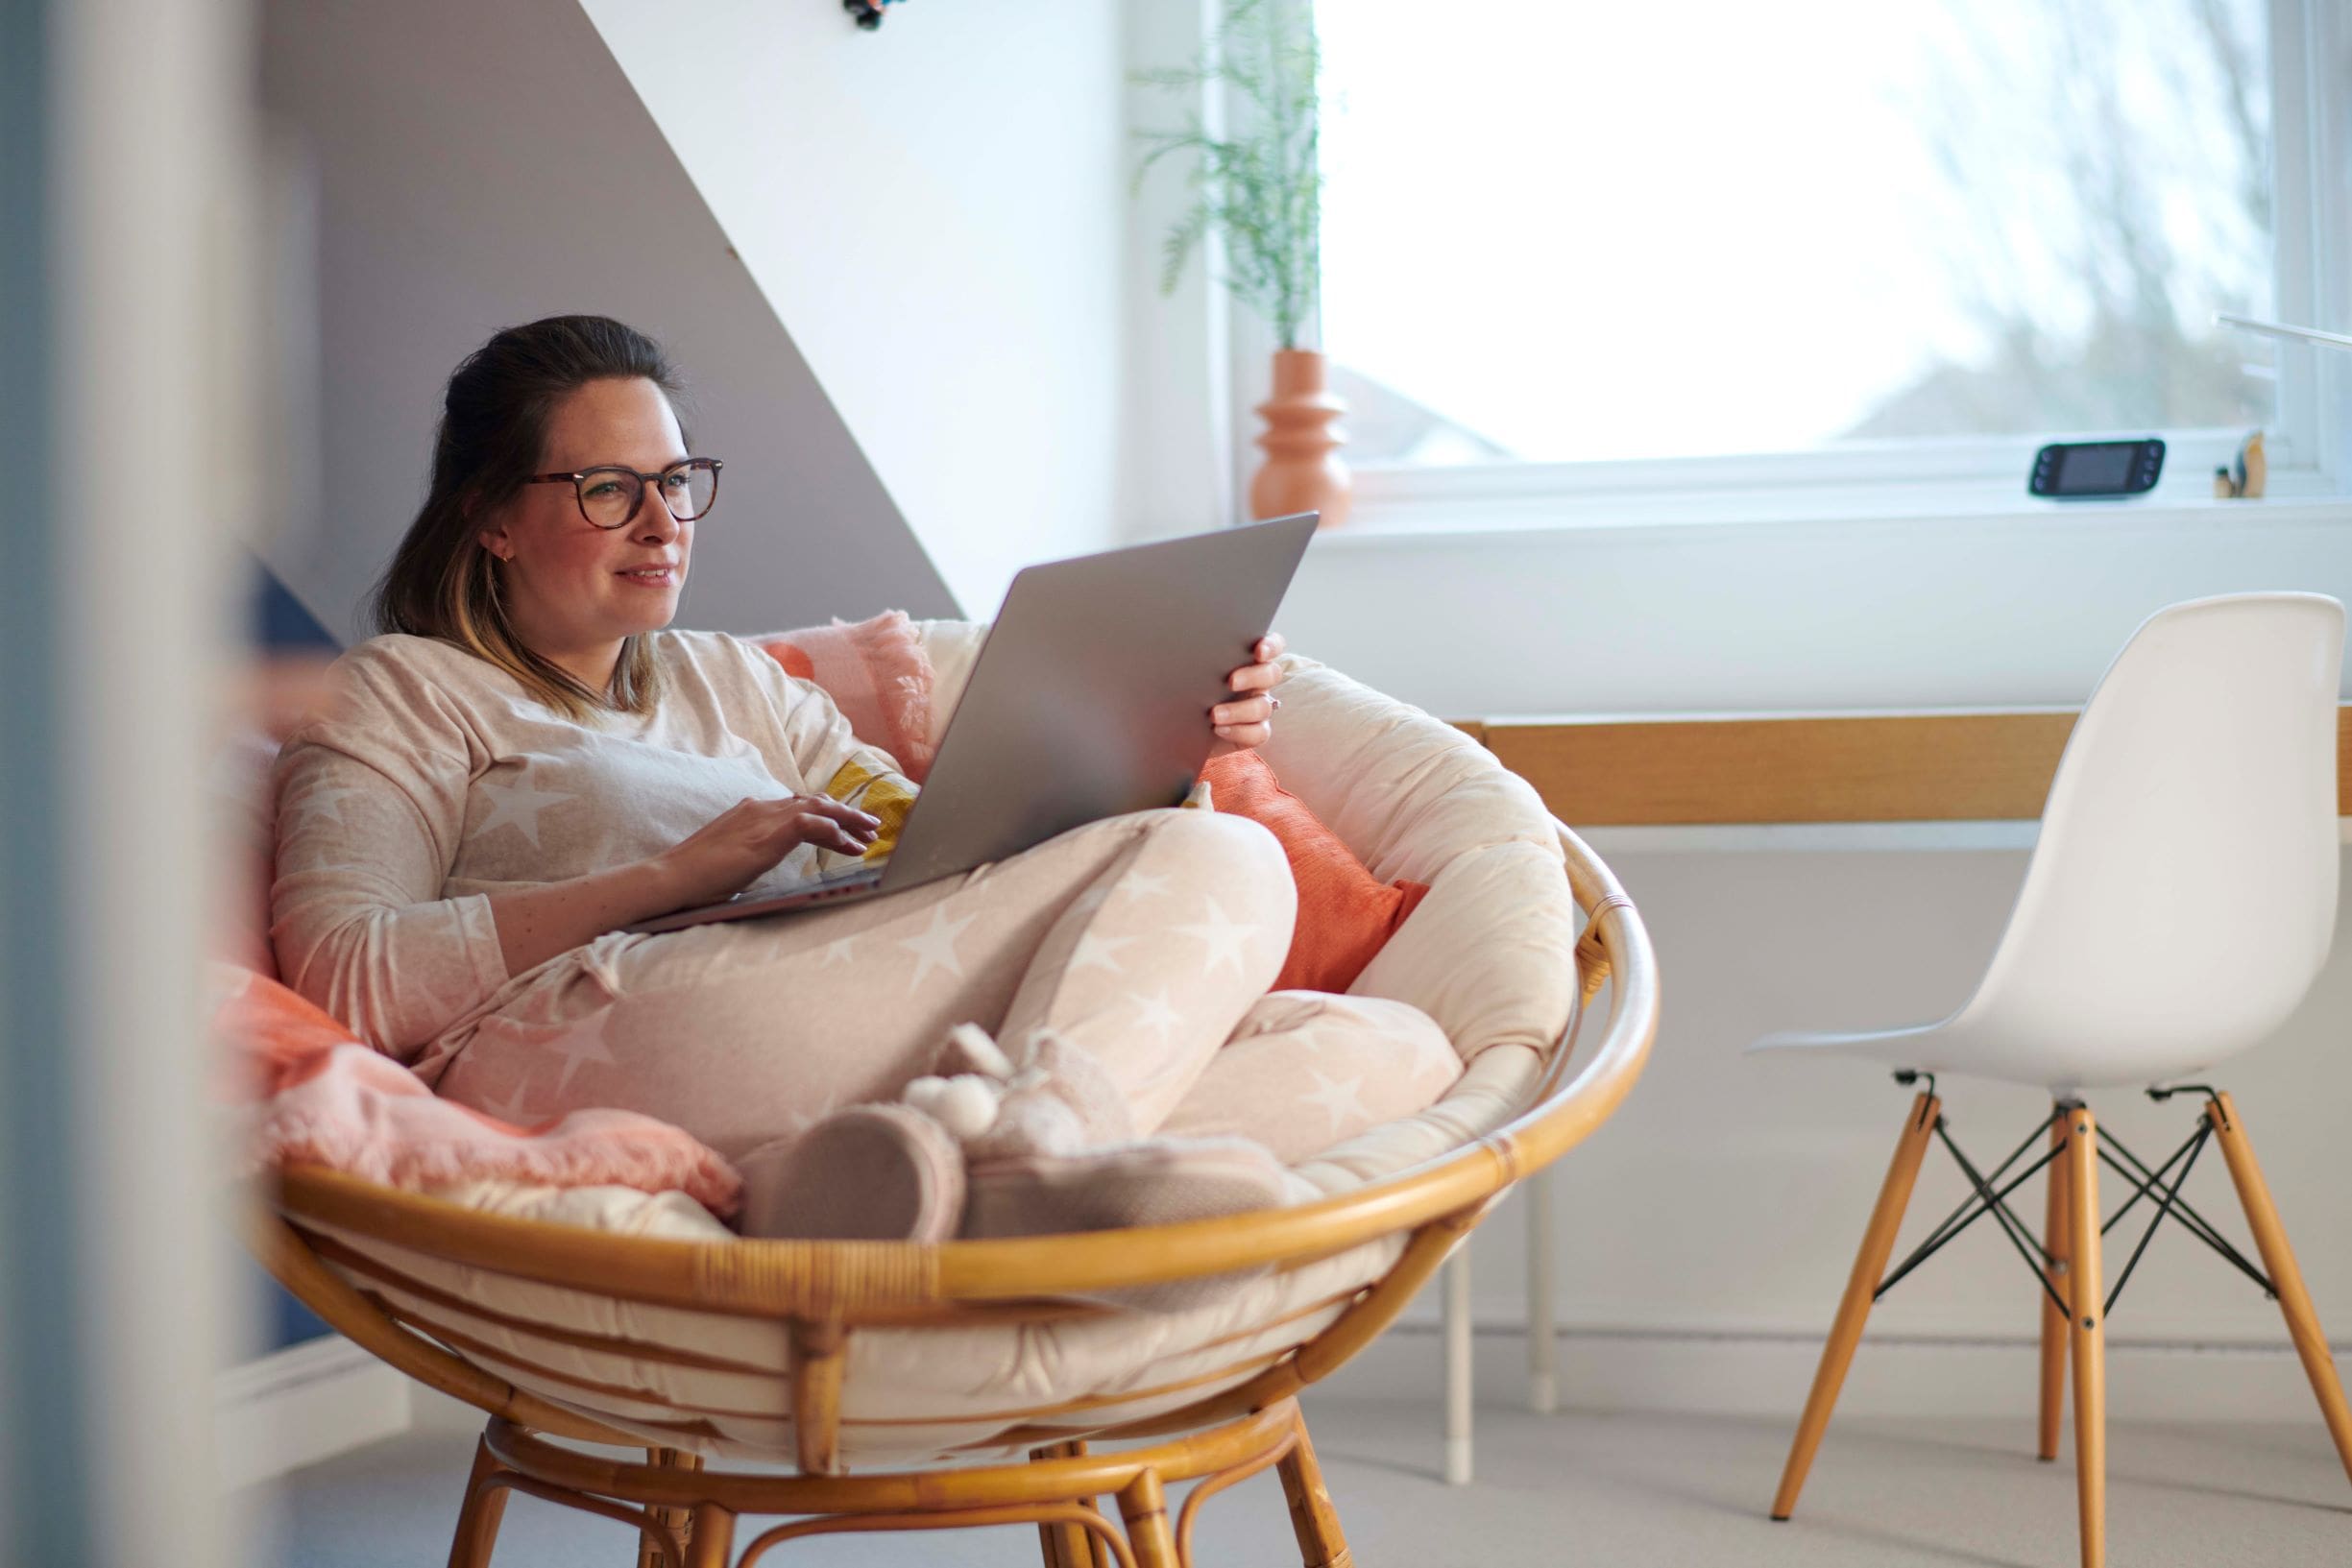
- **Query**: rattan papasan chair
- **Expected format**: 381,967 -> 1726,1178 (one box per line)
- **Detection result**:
245,628 -> 1659,1568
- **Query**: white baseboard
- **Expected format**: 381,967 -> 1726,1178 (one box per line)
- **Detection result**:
215,1336 -> 412,1491
410,1382 -> 501,1436
1324,1315 -> 2352,1426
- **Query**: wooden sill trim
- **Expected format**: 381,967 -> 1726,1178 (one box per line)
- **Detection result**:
1461,705 -> 2352,826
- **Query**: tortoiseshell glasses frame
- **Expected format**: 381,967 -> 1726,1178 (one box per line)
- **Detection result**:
523,457 -> 723,529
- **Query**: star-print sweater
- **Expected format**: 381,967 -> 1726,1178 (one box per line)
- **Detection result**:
269,629 -> 907,1065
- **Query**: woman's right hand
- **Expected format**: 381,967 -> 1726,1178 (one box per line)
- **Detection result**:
650,794 -> 882,910
487,794 -> 883,975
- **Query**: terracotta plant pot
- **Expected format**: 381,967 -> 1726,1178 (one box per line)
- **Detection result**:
1249,349 -> 1350,530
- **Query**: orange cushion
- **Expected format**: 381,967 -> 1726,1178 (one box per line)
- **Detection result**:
1200,750 -> 1431,994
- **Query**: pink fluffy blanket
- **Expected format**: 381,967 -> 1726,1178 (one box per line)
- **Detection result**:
215,962 -> 741,1216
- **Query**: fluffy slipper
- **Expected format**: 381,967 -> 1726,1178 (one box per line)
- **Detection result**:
1020,1032 -> 1134,1145
734,1102 -> 964,1242
901,1073 -> 1005,1141
960,1136 -> 1291,1311
964,1030 -> 1136,1160
932,1021 -> 1016,1081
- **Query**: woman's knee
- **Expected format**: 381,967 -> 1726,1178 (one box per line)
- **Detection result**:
1133,808 -> 1293,918
1138,804 -> 1283,868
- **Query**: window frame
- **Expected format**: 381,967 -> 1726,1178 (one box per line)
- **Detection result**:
1241,0 -> 2343,530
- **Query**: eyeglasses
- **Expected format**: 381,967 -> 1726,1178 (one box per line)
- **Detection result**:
524,457 -> 723,529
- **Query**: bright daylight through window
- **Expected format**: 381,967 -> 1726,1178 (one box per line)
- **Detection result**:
1315,0 -> 2277,469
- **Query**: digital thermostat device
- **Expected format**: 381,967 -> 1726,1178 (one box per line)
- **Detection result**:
2028,438 -> 2165,499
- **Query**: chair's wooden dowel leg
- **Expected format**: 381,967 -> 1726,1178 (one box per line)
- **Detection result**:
1116,1470 -> 1179,1568
1526,1167 -> 1559,1414
1032,1441 -> 1095,1568
1442,1247 -> 1473,1485
1276,1413 -> 1354,1568
637,1446 -> 702,1568
2207,1092 -> 2352,1486
1770,1092 -> 1940,1522
681,1503 -> 734,1568
788,1318 -> 847,1478
2038,1103 -> 2073,1463
446,1431 -> 511,1568
2064,1107 -> 2107,1568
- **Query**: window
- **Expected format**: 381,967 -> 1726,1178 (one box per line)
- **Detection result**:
1307,0 -> 2325,499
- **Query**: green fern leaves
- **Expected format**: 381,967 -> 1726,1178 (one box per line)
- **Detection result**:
1132,0 -> 1321,351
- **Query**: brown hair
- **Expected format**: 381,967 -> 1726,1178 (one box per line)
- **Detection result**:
370,315 -> 688,720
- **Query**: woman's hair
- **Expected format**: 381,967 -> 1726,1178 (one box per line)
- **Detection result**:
370,314 -> 688,720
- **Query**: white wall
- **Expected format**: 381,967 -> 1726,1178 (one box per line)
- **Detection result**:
580,0 -> 1132,618
257,0 -> 955,644
1276,502 -> 2352,720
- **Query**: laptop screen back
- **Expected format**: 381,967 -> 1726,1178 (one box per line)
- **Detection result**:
881,513 -> 1318,887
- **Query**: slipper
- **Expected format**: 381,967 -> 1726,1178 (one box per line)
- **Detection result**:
960,1136 -> 1291,1310
931,1021 -> 1016,1081
920,1025 -> 1138,1159
734,1102 -> 964,1242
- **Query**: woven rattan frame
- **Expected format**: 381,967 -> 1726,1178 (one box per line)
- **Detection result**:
245,821 -> 1657,1566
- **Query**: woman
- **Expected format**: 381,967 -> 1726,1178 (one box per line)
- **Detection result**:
271,315 -> 1458,1246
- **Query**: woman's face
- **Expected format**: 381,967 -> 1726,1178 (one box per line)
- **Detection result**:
475,375 -> 692,683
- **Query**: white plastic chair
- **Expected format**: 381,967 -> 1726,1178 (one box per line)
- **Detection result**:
1751,592 -> 2352,1568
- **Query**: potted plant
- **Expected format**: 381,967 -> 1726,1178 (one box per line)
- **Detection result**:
1135,0 -> 1347,529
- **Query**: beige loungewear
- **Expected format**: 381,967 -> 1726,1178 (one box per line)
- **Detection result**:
270,631 -> 1460,1175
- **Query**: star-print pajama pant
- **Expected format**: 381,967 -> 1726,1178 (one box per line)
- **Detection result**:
432,808 -> 1465,1168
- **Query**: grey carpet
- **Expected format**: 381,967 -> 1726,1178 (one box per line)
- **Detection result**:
243,1399 -> 2352,1566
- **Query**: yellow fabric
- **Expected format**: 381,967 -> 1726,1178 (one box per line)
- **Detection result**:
823,755 -> 919,861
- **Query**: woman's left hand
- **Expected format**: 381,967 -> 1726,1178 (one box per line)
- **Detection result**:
1209,633 -> 1287,757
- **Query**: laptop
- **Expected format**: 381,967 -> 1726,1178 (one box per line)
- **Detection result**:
623,513 -> 1319,934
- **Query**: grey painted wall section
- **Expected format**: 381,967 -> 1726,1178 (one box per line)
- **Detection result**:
257,0 -> 957,646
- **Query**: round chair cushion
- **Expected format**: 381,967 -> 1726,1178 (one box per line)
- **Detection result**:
299,639 -> 1580,1464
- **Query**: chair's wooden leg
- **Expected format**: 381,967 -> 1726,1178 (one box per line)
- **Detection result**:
2062,1105 -> 2106,1568
681,1503 -> 734,1568
1526,1166 -> 1559,1414
2038,1102 -> 2073,1462
447,1432 -> 512,1568
788,1318 -> 847,1477
1770,1091 -> 1940,1521
638,1447 -> 703,1568
2206,1091 -> 2352,1486
1116,1470 -> 1179,1568
1442,1247 -> 1473,1484
1277,1413 -> 1353,1568
1032,1440 -> 1105,1568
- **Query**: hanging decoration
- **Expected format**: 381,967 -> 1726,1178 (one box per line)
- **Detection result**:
842,0 -> 908,30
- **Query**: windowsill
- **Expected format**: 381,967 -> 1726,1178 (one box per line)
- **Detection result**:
1309,489 -> 2352,547
1585,820 -> 2047,854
